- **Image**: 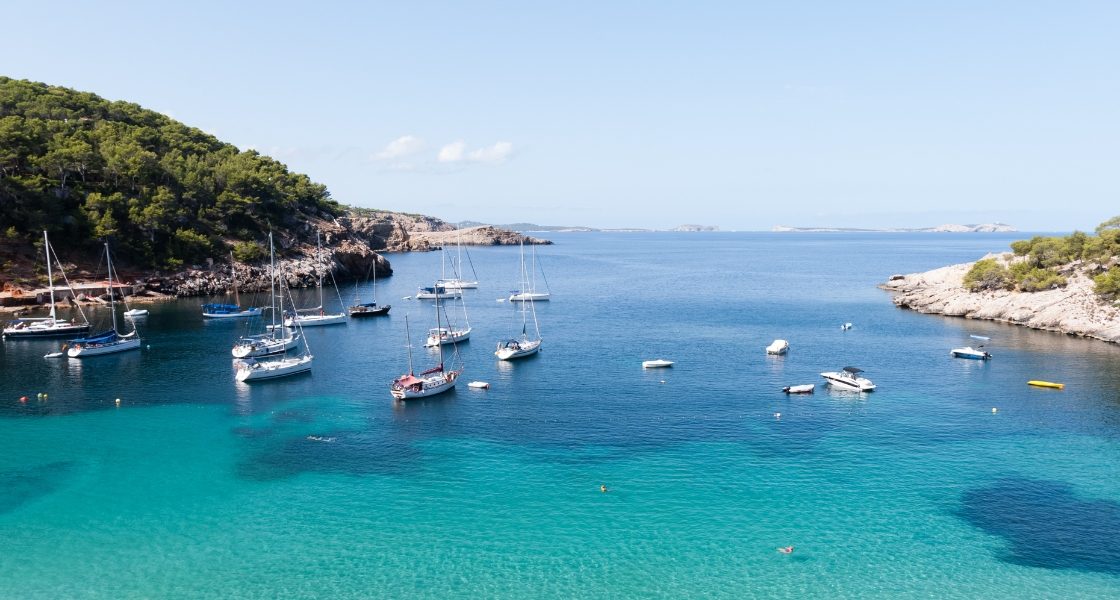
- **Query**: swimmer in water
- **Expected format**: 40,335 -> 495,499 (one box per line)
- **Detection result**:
600,485 -> 608,493
778,546 -> 794,554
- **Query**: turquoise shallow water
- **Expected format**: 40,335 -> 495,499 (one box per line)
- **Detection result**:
2,232 -> 1119,598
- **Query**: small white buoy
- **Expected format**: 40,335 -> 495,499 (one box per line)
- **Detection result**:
403,296 -> 412,300
497,298 -> 506,303
146,345 -> 151,350
115,398 -> 121,405
774,412 -> 781,419
659,380 -> 666,384
992,407 -> 998,413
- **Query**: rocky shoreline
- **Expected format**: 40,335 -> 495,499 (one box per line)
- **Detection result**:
1,212 -> 547,310
881,253 -> 1120,343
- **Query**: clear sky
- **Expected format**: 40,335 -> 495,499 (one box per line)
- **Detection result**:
3,1 -> 1117,230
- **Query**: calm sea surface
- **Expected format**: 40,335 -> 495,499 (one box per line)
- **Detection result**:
2,232 -> 1119,598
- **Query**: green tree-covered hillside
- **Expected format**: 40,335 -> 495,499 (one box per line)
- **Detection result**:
0,77 -> 341,268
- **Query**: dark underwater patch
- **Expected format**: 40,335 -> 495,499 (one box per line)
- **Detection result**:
0,461 -> 75,515
958,477 -> 1120,574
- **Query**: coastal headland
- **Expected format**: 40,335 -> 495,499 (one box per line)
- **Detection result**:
882,254 -> 1120,343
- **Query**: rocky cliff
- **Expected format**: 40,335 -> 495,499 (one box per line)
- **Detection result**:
881,253 -> 1120,343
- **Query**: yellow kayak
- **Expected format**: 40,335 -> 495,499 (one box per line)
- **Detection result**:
1028,380 -> 1065,389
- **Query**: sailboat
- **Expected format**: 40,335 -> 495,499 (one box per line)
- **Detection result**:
236,245 -> 313,382
203,251 -> 262,318
66,242 -> 142,357
508,241 -> 550,301
496,242 -> 542,360
232,233 -> 302,358
437,228 -> 479,289
424,285 -> 470,347
348,257 -> 391,317
286,231 -> 347,327
3,231 -> 91,339
391,297 -> 462,399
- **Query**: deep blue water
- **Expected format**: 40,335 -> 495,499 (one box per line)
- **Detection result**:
1,232 -> 1118,598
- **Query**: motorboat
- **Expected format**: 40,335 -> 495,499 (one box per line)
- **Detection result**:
841,322 -> 853,330
416,286 -> 462,300
950,346 -> 991,360
766,339 -> 789,355
2,231 -> 90,339
1027,380 -> 1064,389
782,384 -> 815,394
236,355 -> 312,381
642,359 -> 674,368
202,304 -> 262,318
425,326 -> 471,347
821,367 -> 875,391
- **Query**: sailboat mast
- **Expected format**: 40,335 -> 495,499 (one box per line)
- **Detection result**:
43,231 -> 56,320
105,242 -> 118,333
317,230 -> 324,309
269,232 -> 278,338
229,251 -> 241,307
435,285 -> 445,369
404,314 -> 414,375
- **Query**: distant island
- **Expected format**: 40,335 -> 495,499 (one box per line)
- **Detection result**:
671,224 -> 719,232
882,217 -> 1120,343
773,223 -> 1016,233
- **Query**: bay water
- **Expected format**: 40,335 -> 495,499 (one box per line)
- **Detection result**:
2,232 -> 1119,598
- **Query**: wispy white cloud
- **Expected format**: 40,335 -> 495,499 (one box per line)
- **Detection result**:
438,140 -> 513,164
438,140 -> 467,163
374,135 -> 425,161
468,141 -> 513,164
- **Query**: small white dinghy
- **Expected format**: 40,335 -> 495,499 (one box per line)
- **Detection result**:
468,381 -> 490,389
782,384 -> 815,394
841,322 -> 853,330
124,308 -> 149,318
766,339 -> 789,355
642,359 -> 674,369
43,351 -> 65,359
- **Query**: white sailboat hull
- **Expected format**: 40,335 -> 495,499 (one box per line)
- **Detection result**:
495,339 -> 542,361
437,279 -> 479,290
67,335 -> 142,357
236,355 -> 313,381
416,290 -> 462,300
203,307 -> 262,318
509,291 -> 549,302
286,313 -> 347,327
231,334 -> 301,358
3,320 -> 90,339
425,327 -> 471,347
391,370 -> 460,399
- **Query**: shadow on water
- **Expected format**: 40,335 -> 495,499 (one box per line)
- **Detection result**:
0,461 -> 75,515
958,477 -> 1120,574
